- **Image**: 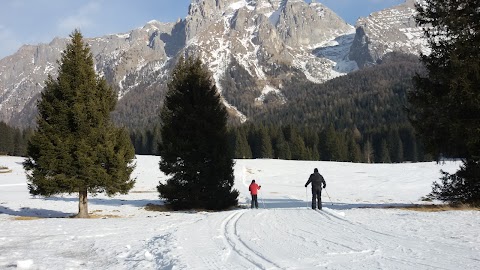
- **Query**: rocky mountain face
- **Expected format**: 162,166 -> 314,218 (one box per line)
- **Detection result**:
349,0 -> 426,67
0,20 -> 182,127
0,0 -> 426,128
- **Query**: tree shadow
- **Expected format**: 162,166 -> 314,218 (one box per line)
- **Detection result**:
250,197 -> 416,210
37,196 -> 161,208
0,196 -> 163,218
0,205 -> 71,218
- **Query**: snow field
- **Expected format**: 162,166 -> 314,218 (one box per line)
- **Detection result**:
1,155 -> 479,269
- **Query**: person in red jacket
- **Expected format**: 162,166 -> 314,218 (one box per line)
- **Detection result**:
248,180 -> 261,209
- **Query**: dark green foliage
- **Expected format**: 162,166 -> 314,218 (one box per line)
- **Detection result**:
388,129 -> 403,163
130,124 -> 161,155
379,139 -> 391,163
429,159 -> 480,206
408,0 -> 480,205
347,136 -> 362,163
259,127 -> 273,158
138,120 -> 424,163
157,57 -> 238,210
321,125 -> 339,161
409,0 -> 480,159
362,139 -> 374,163
0,122 -> 31,156
233,128 -> 252,159
273,128 -> 291,160
283,125 -> 306,160
0,122 -> 30,156
0,122 -> 14,155
23,30 -> 135,216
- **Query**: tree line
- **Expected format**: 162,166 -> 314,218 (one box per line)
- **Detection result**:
3,119 -> 430,164
0,121 -> 33,156
129,122 -> 430,163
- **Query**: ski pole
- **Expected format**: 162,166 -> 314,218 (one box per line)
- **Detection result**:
305,187 -> 309,209
324,188 -> 333,205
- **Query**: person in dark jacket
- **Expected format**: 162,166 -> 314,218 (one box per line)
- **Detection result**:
249,180 -> 261,209
305,168 -> 326,209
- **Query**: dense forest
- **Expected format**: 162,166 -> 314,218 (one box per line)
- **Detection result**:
1,53 -> 431,163
129,122 -> 429,163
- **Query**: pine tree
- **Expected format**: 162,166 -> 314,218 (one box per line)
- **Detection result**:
157,57 -> 238,210
23,30 -> 135,218
400,127 -> 418,162
379,139 -> 391,163
248,126 -> 262,158
233,129 -> 252,159
0,122 -> 14,155
322,124 -> 340,161
347,136 -> 362,163
363,139 -> 374,163
287,126 -> 307,160
388,129 -> 404,163
275,129 -> 291,160
429,160 -> 480,206
408,0 -> 480,205
259,126 -> 273,158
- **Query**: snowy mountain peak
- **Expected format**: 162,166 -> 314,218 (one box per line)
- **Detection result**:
0,0 -> 426,128
349,0 -> 426,67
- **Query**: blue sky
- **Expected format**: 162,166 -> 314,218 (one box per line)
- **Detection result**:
0,0 -> 404,59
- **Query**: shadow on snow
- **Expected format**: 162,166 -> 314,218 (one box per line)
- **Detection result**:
0,197 -> 161,218
38,196 -> 160,208
0,205 -> 71,218
248,197 -> 416,211
1,196 -> 416,219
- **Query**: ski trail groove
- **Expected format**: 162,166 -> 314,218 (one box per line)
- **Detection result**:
313,208 -> 469,269
222,210 -> 282,269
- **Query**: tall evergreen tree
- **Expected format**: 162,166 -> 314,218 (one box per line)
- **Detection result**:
322,124 -> 340,161
388,129 -> 404,163
23,30 -> 135,218
157,57 -> 238,210
400,127 -> 418,162
275,129 -> 291,160
408,0 -> 480,205
347,136 -> 362,163
259,126 -> 273,158
288,126 -> 307,160
379,139 -> 391,163
248,126 -> 262,158
363,139 -> 374,163
0,122 -> 14,155
233,129 -> 252,159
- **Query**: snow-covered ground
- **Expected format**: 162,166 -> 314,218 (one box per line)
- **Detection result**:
1,155 -> 479,269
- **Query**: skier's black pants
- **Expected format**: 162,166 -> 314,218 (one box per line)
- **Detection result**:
311,187 -> 322,209
251,194 -> 258,208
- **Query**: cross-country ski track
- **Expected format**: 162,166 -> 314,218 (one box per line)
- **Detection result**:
1,156 -> 479,269
152,204 -> 478,269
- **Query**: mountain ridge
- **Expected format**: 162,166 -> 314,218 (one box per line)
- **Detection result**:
0,0 -> 424,128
